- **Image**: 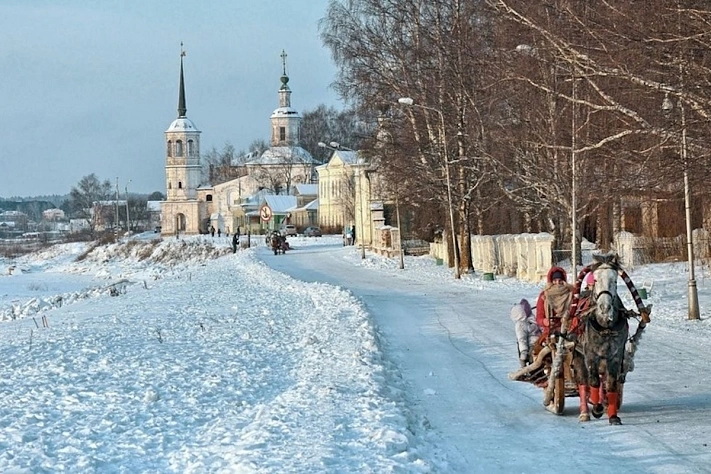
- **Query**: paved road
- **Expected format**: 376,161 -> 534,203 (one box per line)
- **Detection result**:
259,242 -> 711,473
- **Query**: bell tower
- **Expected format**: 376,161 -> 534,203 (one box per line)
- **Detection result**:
270,50 -> 301,146
165,44 -> 201,201
161,44 -> 204,236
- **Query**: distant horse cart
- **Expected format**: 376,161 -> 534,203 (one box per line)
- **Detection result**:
510,253 -> 651,425
269,231 -> 290,255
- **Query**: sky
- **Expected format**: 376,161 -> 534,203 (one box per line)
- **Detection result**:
0,1 -> 342,199
2,233 -> 711,472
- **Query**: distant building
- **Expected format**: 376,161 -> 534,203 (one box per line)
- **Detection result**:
42,208 -> 65,221
160,49 -> 205,236
316,149 -> 359,231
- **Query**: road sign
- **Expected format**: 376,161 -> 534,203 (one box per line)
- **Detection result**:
260,204 -> 273,222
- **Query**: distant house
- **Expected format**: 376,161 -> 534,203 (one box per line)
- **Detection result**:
147,201 -> 162,231
42,208 -> 65,221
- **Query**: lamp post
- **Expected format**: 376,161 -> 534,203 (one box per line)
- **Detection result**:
398,97 -> 460,278
395,195 -> 404,269
662,94 -> 700,320
125,180 -> 131,233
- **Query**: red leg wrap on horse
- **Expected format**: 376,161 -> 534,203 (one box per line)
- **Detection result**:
607,392 -> 619,418
578,385 -> 589,413
590,385 -> 601,405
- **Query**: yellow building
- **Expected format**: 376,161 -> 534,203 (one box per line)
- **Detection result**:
315,150 -> 359,232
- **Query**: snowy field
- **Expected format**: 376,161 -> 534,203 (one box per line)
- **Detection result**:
1,233 -> 711,473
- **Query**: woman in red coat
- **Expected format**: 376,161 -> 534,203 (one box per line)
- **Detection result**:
536,266 -> 574,338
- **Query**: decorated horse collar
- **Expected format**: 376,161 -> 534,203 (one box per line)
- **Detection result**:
587,312 -> 628,335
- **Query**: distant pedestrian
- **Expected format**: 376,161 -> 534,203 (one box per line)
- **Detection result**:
351,225 -> 356,245
210,226 -> 215,237
218,228 -> 222,238
232,232 -> 238,253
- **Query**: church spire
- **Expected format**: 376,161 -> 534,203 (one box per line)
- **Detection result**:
278,49 -> 291,108
178,43 -> 187,118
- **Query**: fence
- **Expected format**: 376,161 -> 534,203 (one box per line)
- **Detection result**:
429,232 -> 555,282
372,225 -> 711,282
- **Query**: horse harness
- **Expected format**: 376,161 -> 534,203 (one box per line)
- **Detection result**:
586,309 -> 628,337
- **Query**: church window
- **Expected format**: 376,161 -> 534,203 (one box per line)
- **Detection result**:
188,139 -> 194,156
279,127 -> 286,142
176,140 -> 184,157
206,194 -> 213,202
168,182 -> 172,189
178,181 -> 183,189
167,140 -> 172,157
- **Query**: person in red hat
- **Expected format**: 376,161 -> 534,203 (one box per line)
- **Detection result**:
535,266 -> 574,338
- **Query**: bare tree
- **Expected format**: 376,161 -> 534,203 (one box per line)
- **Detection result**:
68,174 -> 112,236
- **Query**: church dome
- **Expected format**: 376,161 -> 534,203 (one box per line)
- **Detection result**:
253,146 -> 315,164
166,117 -> 199,133
270,106 -> 300,118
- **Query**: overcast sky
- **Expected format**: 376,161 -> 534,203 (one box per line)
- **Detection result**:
0,0 -> 342,199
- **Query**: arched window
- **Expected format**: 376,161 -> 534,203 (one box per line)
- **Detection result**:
168,182 -> 172,189
187,139 -> 194,156
167,140 -> 172,157
279,127 -> 286,142
176,140 -> 183,157
206,194 -> 213,202
178,181 -> 183,189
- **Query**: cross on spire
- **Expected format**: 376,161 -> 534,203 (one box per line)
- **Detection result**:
281,49 -> 287,76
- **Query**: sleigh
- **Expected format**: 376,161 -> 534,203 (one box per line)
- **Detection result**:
509,255 -> 652,422
509,335 -> 585,412
270,233 -> 290,255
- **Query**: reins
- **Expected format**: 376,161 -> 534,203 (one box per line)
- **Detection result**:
569,260 -> 651,343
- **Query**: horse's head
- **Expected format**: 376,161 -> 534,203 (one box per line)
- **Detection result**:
591,261 -> 620,326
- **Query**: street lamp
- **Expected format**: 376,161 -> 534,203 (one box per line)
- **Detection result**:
662,93 -> 700,320
398,97 -> 460,278
395,196 -> 404,269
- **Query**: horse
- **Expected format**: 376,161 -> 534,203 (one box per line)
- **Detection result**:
578,254 -> 629,425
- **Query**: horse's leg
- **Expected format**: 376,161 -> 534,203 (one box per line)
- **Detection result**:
587,356 -> 605,418
606,364 -> 622,425
572,351 -> 590,422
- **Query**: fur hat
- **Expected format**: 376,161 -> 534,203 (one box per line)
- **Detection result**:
551,270 -> 564,281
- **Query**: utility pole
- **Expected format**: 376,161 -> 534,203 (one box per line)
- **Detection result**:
125,180 -> 131,232
115,177 -> 120,233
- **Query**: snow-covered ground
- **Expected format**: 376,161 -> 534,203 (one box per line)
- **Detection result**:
1,233 -> 710,473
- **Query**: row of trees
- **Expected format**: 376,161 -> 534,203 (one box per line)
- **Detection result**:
68,174 -> 164,235
320,0 -> 711,274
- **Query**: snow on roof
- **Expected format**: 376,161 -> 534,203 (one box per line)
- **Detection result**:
165,117 -> 200,133
249,146 -> 315,165
264,195 -> 297,213
146,201 -> 162,212
294,184 -> 317,196
270,106 -> 301,118
333,150 -> 359,165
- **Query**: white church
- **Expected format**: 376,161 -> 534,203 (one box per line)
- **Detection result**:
160,50 -> 320,236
